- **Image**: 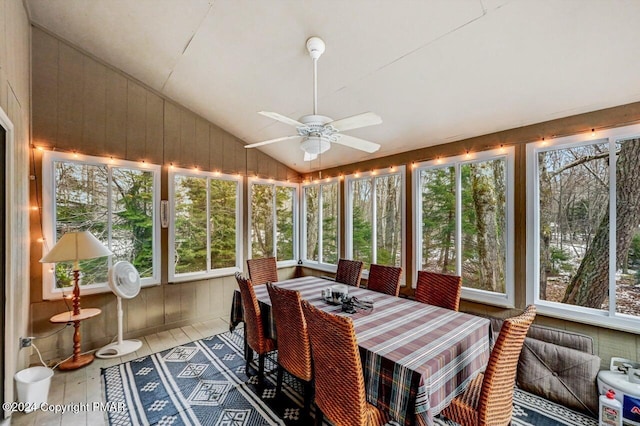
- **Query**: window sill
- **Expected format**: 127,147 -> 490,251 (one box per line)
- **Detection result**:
534,300 -> 640,335
170,267 -> 241,283
42,280 -> 160,300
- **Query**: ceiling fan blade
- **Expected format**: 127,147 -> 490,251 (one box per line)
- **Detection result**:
328,112 -> 382,132
333,134 -> 381,153
303,152 -> 318,162
244,135 -> 300,149
258,111 -> 304,127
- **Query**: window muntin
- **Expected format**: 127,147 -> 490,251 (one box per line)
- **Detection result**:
528,124 -> 640,332
42,152 -> 160,298
302,181 -> 339,267
415,149 -> 514,306
346,167 -> 405,274
249,179 -> 297,264
169,168 -> 242,280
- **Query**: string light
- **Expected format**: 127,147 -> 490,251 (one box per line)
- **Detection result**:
499,144 -> 505,153
354,172 -> 360,178
436,157 -> 442,164
37,237 -> 45,243
371,170 -> 377,176
389,166 -> 396,172
465,150 -> 471,159
30,206 -> 39,211
339,174 -> 344,181
169,163 -> 174,169
591,128 -> 596,137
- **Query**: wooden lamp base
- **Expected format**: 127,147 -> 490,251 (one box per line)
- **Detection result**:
57,353 -> 95,371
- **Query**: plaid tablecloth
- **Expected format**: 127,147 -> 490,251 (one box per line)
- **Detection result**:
229,276 -> 491,426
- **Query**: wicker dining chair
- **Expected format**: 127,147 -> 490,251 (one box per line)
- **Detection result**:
414,271 -> 463,311
335,258 -> 364,287
441,305 -> 537,426
247,256 -> 278,286
366,264 -> 402,296
301,300 -> 388,426
235,272 -> 275,386
266,284 -> 314,416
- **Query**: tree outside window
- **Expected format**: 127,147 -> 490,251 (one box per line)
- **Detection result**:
170,169 -> 241,279
303,182 -> 338,265
43,152 -> 160,298
347,168 -> 404,272
250,180 -> 297,262
533,135 -> 640,321
416,149 -> 513,304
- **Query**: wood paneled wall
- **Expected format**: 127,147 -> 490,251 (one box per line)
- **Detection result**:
0,0 -> 31,412
303,102 -> 640,367
29,27 -> 300,362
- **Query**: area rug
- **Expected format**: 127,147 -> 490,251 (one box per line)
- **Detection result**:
102,328 -> 598,426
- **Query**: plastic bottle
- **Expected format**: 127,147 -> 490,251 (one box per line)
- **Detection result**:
599,389 -> 623,426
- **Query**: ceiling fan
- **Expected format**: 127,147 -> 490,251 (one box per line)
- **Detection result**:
245,37 -> 382,161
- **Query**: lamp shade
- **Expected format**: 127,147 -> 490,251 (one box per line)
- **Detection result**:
40,231 -> 113,267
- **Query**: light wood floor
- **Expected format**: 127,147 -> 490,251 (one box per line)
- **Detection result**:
8,317 -> 231,426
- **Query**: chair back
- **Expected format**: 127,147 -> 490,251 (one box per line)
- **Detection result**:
235,272 -> 271,354
302,300 -> 369,426
478,305 -> 537,424
335,258 -> 363,287
415,271 -> 462,311
366,264 -> 402,296
266,283 -> 313,382
247,257 -> 278,285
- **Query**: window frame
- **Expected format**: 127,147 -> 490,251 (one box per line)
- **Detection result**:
300,179 -> 340,272
247,178 -> 299,267
41,151 -> 161,299
413,147 -> 515,307
168,167 -> 243,282
527,123 -> 640,333
345,166 -> 406,281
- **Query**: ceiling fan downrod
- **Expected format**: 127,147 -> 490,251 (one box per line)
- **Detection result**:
306,37 -> 325,116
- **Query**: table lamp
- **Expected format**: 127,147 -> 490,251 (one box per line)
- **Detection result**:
40,230 -> 113,369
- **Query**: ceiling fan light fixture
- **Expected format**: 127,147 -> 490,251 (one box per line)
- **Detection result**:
300,136 -> 330,155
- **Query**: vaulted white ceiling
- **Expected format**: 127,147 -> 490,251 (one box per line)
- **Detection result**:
25,0 -> 640,172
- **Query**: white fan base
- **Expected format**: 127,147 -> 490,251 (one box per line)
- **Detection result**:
95,339 -> 142,359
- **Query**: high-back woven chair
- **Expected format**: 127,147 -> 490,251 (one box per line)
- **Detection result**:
366,264 -> 402,296
335,258 -> 364,287
247,256 -> 278,286
266,284 -> 314,416
235,272 -> 275,385
441,305 -> 537,426
414,271 -> 462,311
301,300 -> 388,426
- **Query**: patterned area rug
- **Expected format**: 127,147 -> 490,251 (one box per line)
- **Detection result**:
102,329 -> 598,426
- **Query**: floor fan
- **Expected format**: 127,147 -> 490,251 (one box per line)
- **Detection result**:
96,261 -> 143,358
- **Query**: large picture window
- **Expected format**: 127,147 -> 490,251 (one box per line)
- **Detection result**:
302,181 -> 339,267
346,167 -> 405,274
42,151 -> 160,298
528,124 -> 640,331
169,168 -> 242,280
249,179 -> 297,264
414,148 -> 514,306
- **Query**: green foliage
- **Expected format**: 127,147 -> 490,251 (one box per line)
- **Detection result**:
549,247 -> 571,275
629,232 -> 640,270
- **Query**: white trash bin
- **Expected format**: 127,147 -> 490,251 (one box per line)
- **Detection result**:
14,366 -> 53,412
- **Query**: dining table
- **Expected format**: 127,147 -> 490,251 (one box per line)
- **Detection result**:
229,275 -> 492,426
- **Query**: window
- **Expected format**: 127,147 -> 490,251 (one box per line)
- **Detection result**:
169,168 -> 242,280
42,151 -> 160,299
249,179 -> 297,264
528,124 -> 640,331
414,148 -> 514,306
302,181 -> 339,268
346,167 -> 405,274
